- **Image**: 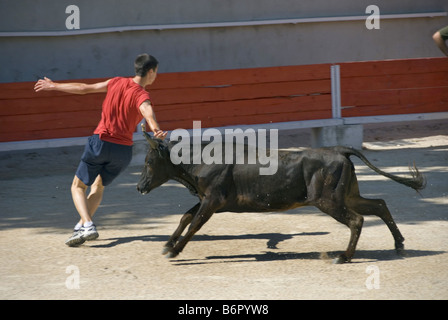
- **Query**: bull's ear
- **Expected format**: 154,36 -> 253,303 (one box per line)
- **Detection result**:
141,123 -> 159,150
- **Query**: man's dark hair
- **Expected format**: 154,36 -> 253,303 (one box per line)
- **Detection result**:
134,54 -> 159,77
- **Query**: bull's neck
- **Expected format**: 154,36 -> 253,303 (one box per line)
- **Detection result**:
172,164 -> 203,199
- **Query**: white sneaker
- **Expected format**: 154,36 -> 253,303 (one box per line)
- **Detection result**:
65,225 -> 99,247
65,229 -> 85,247
80,224 -> 99,241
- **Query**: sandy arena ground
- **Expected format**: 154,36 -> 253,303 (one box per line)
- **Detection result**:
0,120 -> 447,300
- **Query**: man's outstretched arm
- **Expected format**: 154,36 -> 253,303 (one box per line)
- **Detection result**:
139,100 -> 167,140
34,77 -> 110,94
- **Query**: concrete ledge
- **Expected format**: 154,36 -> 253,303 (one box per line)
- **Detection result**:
1,112 -> 446,153
311,124 -> 363,149
342,112 -> 448,125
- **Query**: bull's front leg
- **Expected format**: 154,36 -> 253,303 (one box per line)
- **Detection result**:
165,198 -> 222,258
162,203 -> 200,255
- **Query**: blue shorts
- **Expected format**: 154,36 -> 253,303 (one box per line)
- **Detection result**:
75,135 -> 132,186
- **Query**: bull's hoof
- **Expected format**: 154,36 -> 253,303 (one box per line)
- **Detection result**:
395,242 -> 406,256
162,246 -> 179,259
332,254 -> 350,264
165,250 -> 179,259
162,246 -> 171,255
396,247 -> 406,257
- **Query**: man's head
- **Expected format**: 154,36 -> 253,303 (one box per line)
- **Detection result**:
134,54 -> 159,84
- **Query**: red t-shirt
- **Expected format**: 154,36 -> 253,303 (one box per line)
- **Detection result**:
94,77 -> 151,146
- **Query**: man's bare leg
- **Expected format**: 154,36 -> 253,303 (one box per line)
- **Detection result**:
87,175 -> 104,217
72,175 -> 104,226
71,175 -> 91,226
66,175 -> 103,246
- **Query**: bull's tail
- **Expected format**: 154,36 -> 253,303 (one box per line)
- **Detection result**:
335,146 -> 426,192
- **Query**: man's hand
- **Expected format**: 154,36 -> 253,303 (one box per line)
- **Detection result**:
154,129 -> 168,140
34,77 -> 56,92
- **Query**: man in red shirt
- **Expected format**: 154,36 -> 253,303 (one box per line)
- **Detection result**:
34,54 -> 167,246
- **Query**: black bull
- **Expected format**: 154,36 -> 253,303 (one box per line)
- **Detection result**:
137,131 -> 425,263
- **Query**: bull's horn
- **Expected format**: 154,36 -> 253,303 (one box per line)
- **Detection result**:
141,123 -> 159,149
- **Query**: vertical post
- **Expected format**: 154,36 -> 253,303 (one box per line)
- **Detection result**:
331,65 -> 341,119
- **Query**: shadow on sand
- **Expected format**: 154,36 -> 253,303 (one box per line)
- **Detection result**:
89,231 -> 445,265
91,231 -> 327,249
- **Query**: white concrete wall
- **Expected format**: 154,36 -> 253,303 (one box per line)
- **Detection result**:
1,0 -> 448,82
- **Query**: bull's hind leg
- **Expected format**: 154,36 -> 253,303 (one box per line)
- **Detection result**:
312,161 -> 364,263
349,197 -> 405,254
313,198 -> 364,263
318,204 -> 364,264
163,203 -> 200,255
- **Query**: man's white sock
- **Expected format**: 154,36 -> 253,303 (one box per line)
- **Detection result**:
83,221 -> 94,228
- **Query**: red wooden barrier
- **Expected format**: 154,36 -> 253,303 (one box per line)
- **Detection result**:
0,79 -> 106,142
339,57 -> 448,118
151,64 -> 332,130
0,64 -> 332,142
1,58 -> 447,143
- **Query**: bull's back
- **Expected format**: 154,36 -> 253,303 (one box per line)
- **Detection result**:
221,151 -> 308,212
219,148 -> 352,213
